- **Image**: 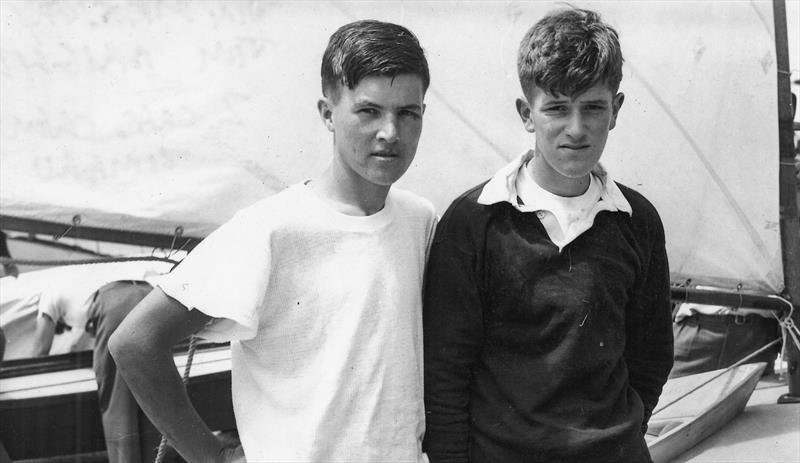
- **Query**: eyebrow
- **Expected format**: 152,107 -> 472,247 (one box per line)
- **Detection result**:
354,100 -> 423,111
399,104 -> 423,111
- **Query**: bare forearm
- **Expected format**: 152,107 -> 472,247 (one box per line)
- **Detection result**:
31,340 -> 52,357
108,288 -> 227,462
111,339 -> 225,462
31,316 -> 55,357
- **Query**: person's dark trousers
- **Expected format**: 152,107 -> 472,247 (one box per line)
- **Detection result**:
87,280 -> 161,463
670,313 -> 781,378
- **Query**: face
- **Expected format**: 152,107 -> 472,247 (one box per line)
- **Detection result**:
318,74 -> 425,189
516,83 -> 624,189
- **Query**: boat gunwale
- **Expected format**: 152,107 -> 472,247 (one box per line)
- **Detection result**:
646,363 -> 767,462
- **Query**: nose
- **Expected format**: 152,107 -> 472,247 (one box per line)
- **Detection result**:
376,115 -> 399,144
564,111 -> 586,139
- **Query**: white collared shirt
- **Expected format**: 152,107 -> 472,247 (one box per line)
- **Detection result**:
477,150 -> 632,251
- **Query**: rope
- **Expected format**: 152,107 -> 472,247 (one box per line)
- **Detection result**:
0,255 -> 179,266
652,337 -> 781,416
769,295 -> 800,369
154,335 -> 199,463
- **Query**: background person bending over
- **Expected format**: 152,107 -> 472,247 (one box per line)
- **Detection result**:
671,291 -> 781,378
24,262 -> 170,463
28,265 -> 166,358
86,280 -> 165,463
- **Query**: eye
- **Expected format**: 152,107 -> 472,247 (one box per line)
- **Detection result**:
358,107 -> 379,116
543,105 -> 568,114
584,104 -> 606,112
400,109 -> 421,120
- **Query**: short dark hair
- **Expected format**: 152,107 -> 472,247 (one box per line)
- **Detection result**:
518,7 -> 623,98
321,20 -> 430,101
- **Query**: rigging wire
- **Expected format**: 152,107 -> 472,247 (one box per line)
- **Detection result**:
651,337 -> 781,417
654,295 -> 797,417
0,255 -> 180,267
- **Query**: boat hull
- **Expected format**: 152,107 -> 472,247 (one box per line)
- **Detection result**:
646,363 -> 766,463
0,345 -> 234,460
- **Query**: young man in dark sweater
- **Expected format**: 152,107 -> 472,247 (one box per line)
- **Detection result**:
422,7 -> 673,463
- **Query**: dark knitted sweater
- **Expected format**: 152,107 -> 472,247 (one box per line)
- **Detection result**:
422,181 -> 673,463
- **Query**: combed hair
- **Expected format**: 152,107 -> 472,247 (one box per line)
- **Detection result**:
321,20 -> 430,100
517,8 -> 623,98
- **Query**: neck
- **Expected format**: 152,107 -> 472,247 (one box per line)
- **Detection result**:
312,165 -> 389,216
529,154 -> 591,197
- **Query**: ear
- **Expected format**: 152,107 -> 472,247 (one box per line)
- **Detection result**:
317,97 -> 335,132
609,92 -> 625,131
515,98 -> 535,133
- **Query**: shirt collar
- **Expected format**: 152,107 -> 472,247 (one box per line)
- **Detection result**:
477,149 -> 633,216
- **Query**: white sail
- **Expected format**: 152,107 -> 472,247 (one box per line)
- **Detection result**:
1,1 -> 797,293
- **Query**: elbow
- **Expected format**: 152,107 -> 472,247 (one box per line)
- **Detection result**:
108,318 -> 166,372
108,324 -> 137,368
107,328 -> 123,363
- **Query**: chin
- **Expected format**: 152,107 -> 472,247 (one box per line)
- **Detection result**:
364,174 -> 401,187
368,167 -> 411,187
559,168 -> 594,179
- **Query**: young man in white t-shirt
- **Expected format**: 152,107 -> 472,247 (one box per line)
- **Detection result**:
109,20 -> 436,463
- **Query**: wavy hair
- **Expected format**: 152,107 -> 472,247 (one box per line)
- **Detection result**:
518,8 -> 623,98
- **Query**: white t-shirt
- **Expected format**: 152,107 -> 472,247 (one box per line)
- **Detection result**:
157,182 -> 437,462
37,261 -> 171,353
0,261 -> 170,359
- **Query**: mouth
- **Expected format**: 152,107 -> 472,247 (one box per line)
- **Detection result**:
559,144 -> 590,150
372,151 -> 400,159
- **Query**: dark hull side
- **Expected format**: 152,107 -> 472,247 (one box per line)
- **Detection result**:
0,348 -> 235,461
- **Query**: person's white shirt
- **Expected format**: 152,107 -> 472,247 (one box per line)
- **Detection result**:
1,261 -> 171,359
157,183 -> 436,462
478,150 -> 632,251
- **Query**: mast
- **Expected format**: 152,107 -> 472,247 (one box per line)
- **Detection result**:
773,0 -> 800,403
